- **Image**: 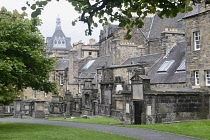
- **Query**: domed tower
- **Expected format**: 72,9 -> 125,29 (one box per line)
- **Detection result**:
45,17 -> 72,59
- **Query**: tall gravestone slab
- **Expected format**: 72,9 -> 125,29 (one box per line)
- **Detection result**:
0,106 -> 4,118
32,100 -> 45,118
64,92 -> 73,118
13,98 -> 22,118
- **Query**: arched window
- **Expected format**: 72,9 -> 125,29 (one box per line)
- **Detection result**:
58,40 -> 61,44
54,40 -> 57,44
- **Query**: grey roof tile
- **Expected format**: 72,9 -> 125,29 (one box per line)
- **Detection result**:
122,53 -> 162,65
78,56 -> 112,80
148,40 -> 187,84
55,59 -> 69,71
183,5 -> 199,19
148,13 -> 185,39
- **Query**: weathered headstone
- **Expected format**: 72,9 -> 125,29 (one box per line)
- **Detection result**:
32,100 -> 45,118
13,98 -> 22,118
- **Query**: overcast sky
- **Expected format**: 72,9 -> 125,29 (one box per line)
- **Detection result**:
0,0 -> 102,45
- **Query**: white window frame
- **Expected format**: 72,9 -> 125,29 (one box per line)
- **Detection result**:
128,71 -> 133,84
195,71 -> 199,86
193,31 -> 200,50
59,74 -> 64,85
206,71 -> 210,86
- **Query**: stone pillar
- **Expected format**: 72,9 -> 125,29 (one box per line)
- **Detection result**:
32,100 -> 45,118
13,98 -> 22,118
0,106 -> 4,118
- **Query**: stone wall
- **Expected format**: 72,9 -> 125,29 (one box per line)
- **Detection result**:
150,83 -> 188,89
185,8 -> 210,88
22,88 -> 53,102
161,30 -> 185,55
113,44 -> 145,65
99,25 -> 147,65
144,92 -> 209,124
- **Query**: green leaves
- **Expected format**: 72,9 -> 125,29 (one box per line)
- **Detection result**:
21,7 -> 27,11
25,0 -> 204,37
0,7 -> 57,105
31,8 -> 42,18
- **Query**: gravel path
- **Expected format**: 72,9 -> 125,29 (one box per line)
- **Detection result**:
0,118 -> 204,140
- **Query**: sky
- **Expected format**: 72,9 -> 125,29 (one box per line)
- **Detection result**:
0,0 -> 102,45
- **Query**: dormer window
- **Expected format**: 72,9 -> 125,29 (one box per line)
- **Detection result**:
158,60 -> 174,73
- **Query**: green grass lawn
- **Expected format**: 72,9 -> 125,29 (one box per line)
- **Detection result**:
48,117 -> 122,125
123,120 -> 210,140
0,122 -> 138,140
49,117 -> 210,140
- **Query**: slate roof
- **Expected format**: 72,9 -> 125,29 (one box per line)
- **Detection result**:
122,53 -> 162,66
148,40 -> 186,84
78,56 -> 112,84
183,5 -> 199,19
139,17 -> 153,40
55,59 -> 69,71
147,13 -> 185,40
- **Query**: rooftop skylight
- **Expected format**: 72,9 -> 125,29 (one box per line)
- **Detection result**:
177,60 -> 186,71
82,60 -> 95,70
158,60 -> 174,72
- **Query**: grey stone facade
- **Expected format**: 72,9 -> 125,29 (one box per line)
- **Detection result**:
184,5 -> 210,90
6,4 -> 210,125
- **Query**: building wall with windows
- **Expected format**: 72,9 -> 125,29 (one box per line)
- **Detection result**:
99,24 -> 148,65
72,39 -> 99,58
184,4 -> 210,89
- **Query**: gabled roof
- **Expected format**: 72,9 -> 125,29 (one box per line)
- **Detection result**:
55,59 -> 69,71
148,40 -> 186,84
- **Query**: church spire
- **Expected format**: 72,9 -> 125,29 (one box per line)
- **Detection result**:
56,16 -> 61,30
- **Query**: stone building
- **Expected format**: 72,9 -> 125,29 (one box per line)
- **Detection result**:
44,17 -> 72,59
8,4 -> 210,123
95,5 -> 210,124
72,39 -> 99,58
99,13 -> 186,65
99,24 -> 147,65
184,4 -> 210,90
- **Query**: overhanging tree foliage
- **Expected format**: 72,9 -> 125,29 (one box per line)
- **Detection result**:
23,0 -> 210,39
0,7 -> 58,105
